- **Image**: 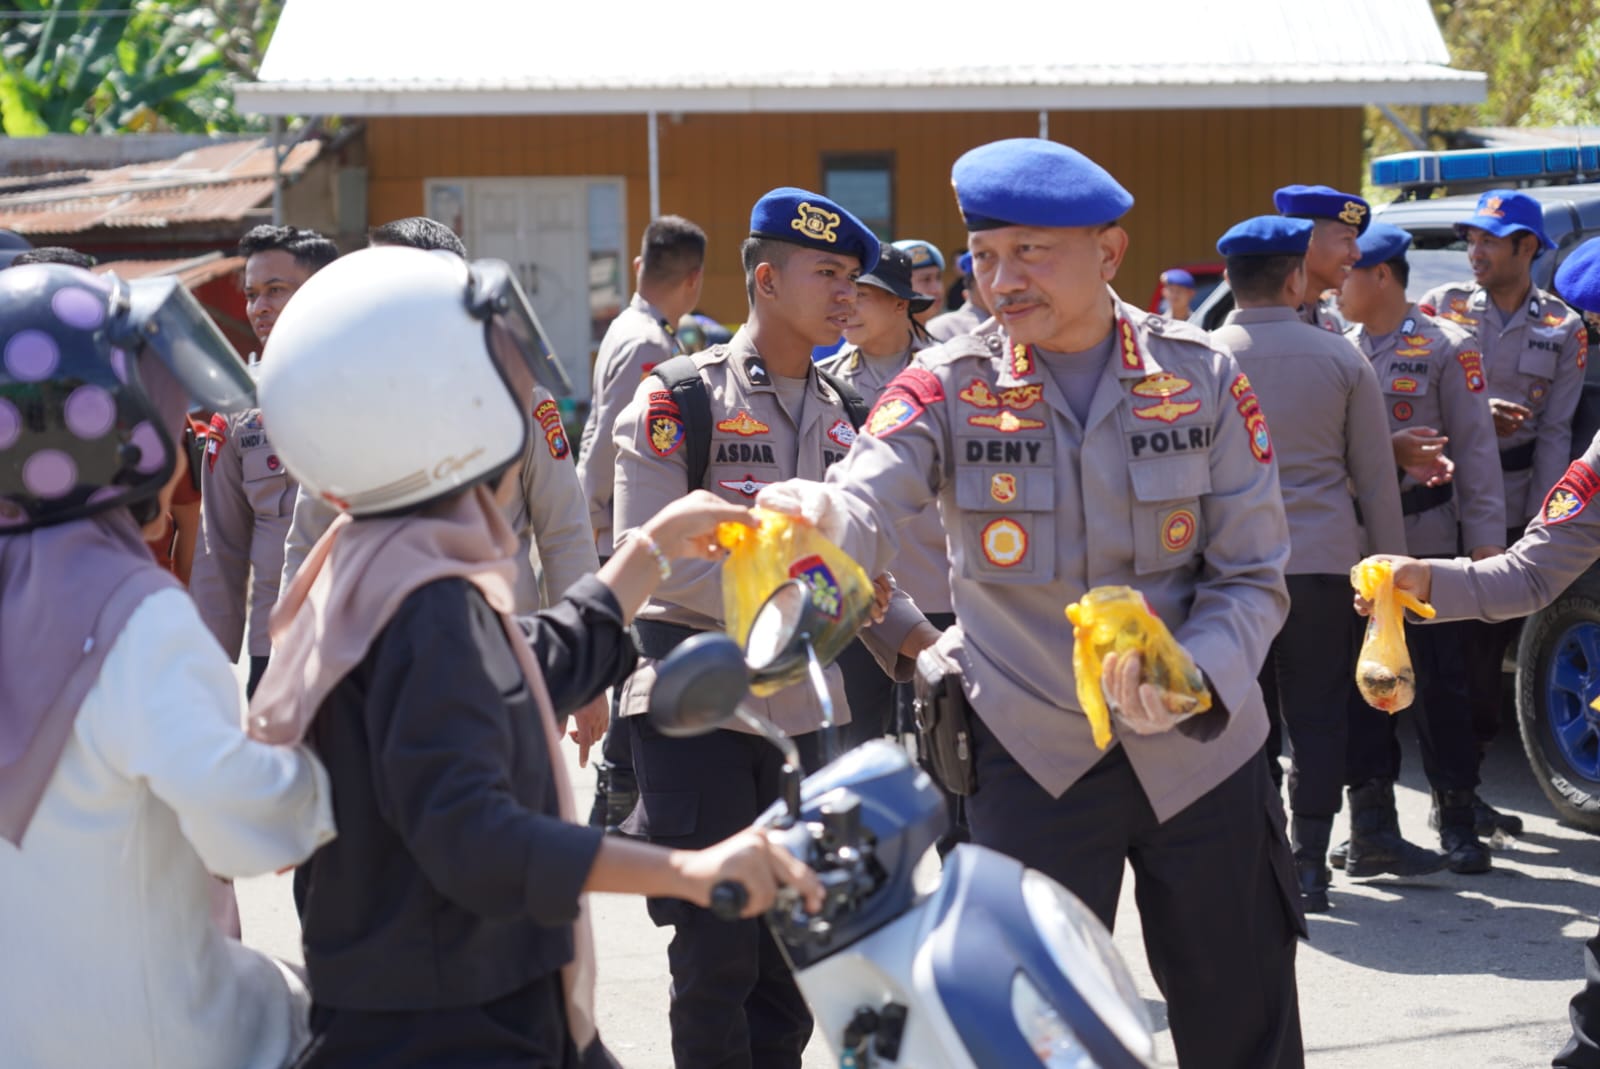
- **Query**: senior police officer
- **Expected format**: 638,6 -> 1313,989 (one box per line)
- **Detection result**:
1275,184 -> 1368,333
1421,190 -> 1587,834
1366,236 -> 1600,1069
927,250 -> 991,341
1210,215 -> 1407,912
1336,221 -> 1505,874
191,224 -> 337,696
611,188 -> 938,1069
762,139 -> 1304,1068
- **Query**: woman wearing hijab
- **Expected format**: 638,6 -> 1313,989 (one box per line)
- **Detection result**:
0,265 -> 336,1068
249,246 -> 821,1069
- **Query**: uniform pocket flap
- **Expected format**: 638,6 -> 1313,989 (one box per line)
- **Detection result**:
953,467 -> 1054,512
1518,345 -> 1559,381
1128,455 -> 1211,503
241,449 -> 286,482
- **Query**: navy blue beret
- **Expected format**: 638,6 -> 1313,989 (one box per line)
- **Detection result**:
1273,184 -> 1371,236
750,187 -> 880,272
957,251 -> 973,275
1216,216 -> 1314,257
1354,221 -> 1413,270
1161,268 -> 1196,287
1456,189 -> 1555,252
952,139 -> 1133,231
1555,237 -> 1600,313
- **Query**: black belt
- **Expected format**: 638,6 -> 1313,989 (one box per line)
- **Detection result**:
631,619 -> 705,660
1400,482 -> 1454,516
1500,440 -> 1537,473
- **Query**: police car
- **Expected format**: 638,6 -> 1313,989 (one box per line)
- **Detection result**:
1194,145 -> 1600,831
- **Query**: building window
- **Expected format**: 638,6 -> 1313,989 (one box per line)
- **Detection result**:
822,154 -> 894,240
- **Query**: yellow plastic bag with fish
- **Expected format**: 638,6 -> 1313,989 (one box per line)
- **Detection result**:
1064,586 -> 1212,750
718,508 -> 874,696
1351,559 -> 1435,713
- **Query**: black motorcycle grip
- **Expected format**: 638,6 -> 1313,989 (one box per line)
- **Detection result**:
710,880 -> 749,920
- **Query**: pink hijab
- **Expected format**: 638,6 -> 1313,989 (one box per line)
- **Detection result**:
249,485 -> 598,1054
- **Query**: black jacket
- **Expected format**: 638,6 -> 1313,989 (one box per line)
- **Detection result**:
296,574 -> 635,1012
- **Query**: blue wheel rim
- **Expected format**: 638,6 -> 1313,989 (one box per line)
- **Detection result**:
1543,621 -> 1600,782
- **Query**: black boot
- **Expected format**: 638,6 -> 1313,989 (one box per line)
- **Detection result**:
1344,779 -> 1448,878
1434,789 -> 1492,874
1428,791 -> 1524,839
587,760 -> 639,834
1292,815 -> 1333,913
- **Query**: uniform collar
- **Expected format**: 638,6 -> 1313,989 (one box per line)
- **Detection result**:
1353,303 -> 1427,357
1223,306 -> 1301,326
728,327 -> 834,402
631,291 -> 680,351
997,292 -> 1156,386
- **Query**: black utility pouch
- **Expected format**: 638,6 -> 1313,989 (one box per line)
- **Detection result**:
912,645 -> 976,796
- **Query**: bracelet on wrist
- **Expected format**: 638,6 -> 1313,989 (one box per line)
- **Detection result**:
637,530 -> 672,582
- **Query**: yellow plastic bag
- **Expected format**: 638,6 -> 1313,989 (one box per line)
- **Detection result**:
1064,586 -> 1212,750
718,508 -> 874,696
1350,559 -> 1436,713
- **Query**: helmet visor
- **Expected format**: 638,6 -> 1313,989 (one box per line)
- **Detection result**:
467,259 -> 573,399
110,275 -> 256,413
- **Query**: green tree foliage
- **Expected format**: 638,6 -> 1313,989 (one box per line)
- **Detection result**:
0,0 -> 282,135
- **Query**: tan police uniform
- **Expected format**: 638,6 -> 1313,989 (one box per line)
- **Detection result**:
278,386 -> 597,613
578,291 -> 680,558
191,407 -> 293,664
1422,281 -> 1587,524
926,301 -> 985,342
612,328 -> 922,738
1298,295 -> 1347,334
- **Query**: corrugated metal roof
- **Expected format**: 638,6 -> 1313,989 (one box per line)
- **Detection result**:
93,253 -> 245,288
0,139 -> 319,236
240,0 -> 1485,114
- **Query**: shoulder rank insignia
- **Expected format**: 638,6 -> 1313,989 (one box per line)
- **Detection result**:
791,202 -> 840,244
1457,350 -> 1486,393
1117,318 -> 1142,371
960,379 -> 1001,409
1010,343 -> 1034,378
716,410 -> 770,436
969,410 -> 1046,432
1131,373 -> 1192,399
1133,399 -> 1202,424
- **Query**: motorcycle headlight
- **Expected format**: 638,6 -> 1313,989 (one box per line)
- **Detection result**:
1011,971 -> 1100,1068
1020,869 -> 1155,1063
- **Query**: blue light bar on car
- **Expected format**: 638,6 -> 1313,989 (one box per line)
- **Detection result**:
1371,146 -> 1600,188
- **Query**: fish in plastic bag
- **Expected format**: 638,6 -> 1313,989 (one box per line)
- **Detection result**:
1065,585 -> 1212,749
1350,558 -> 1435,713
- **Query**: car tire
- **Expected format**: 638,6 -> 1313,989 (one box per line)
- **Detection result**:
1516,573 -> 1600,833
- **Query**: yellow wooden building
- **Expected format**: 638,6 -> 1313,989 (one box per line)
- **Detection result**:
242,0 -> 1484,401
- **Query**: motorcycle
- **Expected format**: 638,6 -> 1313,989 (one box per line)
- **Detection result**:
648,578 -> 1160,1068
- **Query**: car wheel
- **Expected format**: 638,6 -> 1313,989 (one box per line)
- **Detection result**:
1517,576 -> 1600,832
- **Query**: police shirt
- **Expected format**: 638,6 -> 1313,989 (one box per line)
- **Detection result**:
1421,281 -> 1586,524
1213,306 -> 1406,573
926,302 -> 985,343
1347,306 -> 1506,557
816,292 -> 1290,821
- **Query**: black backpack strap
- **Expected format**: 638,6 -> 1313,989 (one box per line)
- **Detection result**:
814,364 -> 869,430
649,354 -> 713,491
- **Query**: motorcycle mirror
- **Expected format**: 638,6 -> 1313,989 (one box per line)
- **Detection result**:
745,579 -> 827,688
646,631 -> 750,737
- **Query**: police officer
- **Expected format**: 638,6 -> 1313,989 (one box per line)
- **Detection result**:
1370,236 -> 1600,1069
1336,221 -> 1505,874
764,140 -> 1304,1068
611,188 -> 938,1069
1275,184 -> 1368,332
1211,215 -> 1407,912
1421,189 -> 1587,835
926,251 -> 991,341
1160,267 -> 1197,320
891,238 -> 946,326
191,224 -> 338,695
576,215 -> 707,826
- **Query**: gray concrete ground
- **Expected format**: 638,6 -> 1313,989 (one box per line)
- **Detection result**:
239,722 -> 1600,1068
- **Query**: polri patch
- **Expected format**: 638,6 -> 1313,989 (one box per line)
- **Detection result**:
1542,461 -> 1600,525
535,398 -> 570,459
981,518 -> 1028,567
206,412 -> 227,471
1457,350 -> 1486,393
867,367 -> 944,439
826,418 -> 856,449
1229,375 -> 1272,464
1161,508 -> 1197,552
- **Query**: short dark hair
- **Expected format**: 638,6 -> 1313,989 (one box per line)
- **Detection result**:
1227,254 -> 1304,303
740,237 -> 798,304
1380,257 -> 1410,289
12,246 -> 96,269
368,216 -> 468,258
237,224 -> 339,274
1510,231 -> 1540,260
640,216 -> 706,288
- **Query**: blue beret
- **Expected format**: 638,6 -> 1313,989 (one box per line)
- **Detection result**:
1455,189 -> 1555,252
1555,237 -> 1600,313
893,239 -> 944,272
1273,184 -> 1371,236
952,138 -> 1133,231
957,251 -> 973,275
1216,216 -> 1314,257
1161,268 -> 1196,287
750,187 -> 880,272
1354,221 -> 1413,270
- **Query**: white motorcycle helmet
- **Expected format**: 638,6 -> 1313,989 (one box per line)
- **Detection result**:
258,245 -> 570,516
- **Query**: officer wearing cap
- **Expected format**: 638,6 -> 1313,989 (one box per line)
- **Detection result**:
892,238 -> 946,326
1420,189 -> 1587,829
611,187 -> 938,1069
927,250 -> 992,341
1210,216 -> 1406,913
762,139 -> 1304,1068
1336,220 -> 1505,874
1360,236 -> 1600,1069
1161,267 -> 1197,320
1275,184 -> 1370,333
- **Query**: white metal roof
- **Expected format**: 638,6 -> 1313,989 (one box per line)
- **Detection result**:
239,0 -> 1486,116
